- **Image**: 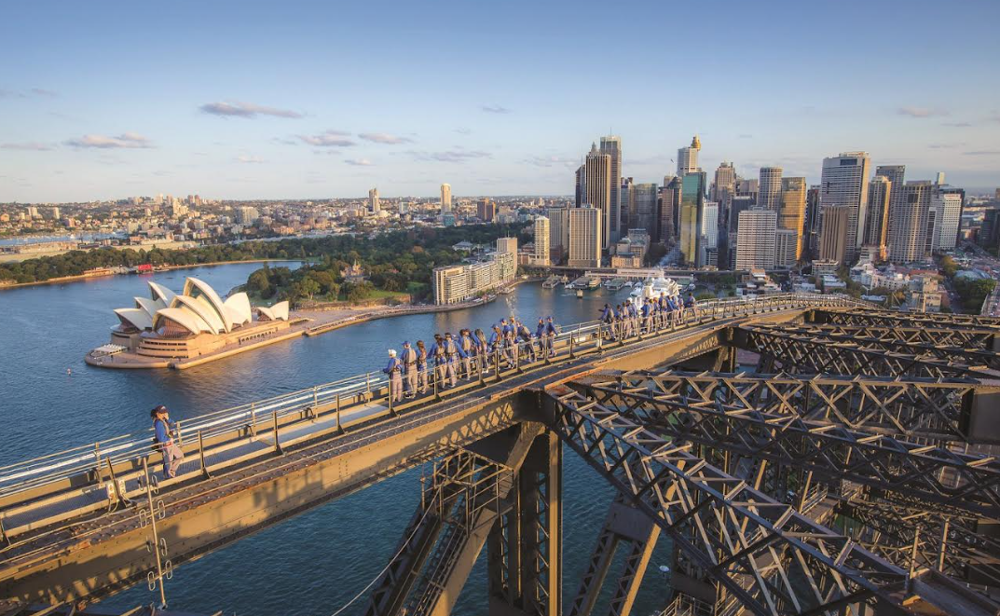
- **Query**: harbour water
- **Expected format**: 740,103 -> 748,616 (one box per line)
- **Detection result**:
0,264 -> 673,614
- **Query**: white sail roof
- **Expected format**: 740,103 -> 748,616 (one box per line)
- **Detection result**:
115,308 -> 154,331
257,301 -> 290,322
115,276 -> 259,337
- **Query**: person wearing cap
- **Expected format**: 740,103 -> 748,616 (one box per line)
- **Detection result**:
443,332 -> 464,387
382,349 -> 403,403
400,341 -> 418,398
545,316 -> 558,356
459,329 -> 475,379
151,405 -> 184,479
428,334 -> 448,388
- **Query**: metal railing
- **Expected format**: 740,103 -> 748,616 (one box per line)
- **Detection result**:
0,293 -> 865,519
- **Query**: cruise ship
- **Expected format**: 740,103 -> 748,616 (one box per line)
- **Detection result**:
628,273 -> 681,308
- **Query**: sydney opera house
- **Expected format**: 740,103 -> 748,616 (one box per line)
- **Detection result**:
96,277 -> 291,363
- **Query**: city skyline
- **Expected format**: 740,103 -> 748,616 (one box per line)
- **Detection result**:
3,0 -> 1000,203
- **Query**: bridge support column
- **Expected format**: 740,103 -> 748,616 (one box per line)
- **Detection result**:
488,430 -> 562,616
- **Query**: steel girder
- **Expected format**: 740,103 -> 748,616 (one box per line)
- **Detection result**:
575,372 -> 1000,519
546,387 -> 909,616
782,323 -> 997,351
749,323 -> 1000,372
810,309 -> 1000,333
735,324 -> 995,379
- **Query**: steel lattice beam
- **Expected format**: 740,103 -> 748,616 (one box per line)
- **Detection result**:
811,309 -> 1000,333
750,323 -> 1000,371
781,323 -> 998,351
546,387 -> 910,616
575,372 -> 1000,519
735,324 -> 995,379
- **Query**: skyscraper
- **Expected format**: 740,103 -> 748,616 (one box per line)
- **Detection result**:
368,188 -> 380,214
935,186 -> 965,250
679,172 -> 706,266
533,216 -> 550,266
806,185 -> 821,258
775,230 -> 798,269
712,162 -> 736,207
819,205 -> 851,264
440,183 -> 452,214
702,201 -> 719,249
620,177 -> 635,232
633,183 -> 658,238
863,176 -> 892,255
575,165 -> 586,208
477,198 -> 495,222
547,207 -> 570,259
758,167 -> 783,211
889,182 -> 932,263
677,135 -> 701,175
735,209 -> 777,270
735,178 -> 759,203
819,152 -> 871,262
599,136 -> 622,243
778,177 -> 807,260
584,143 -> 612,249
658,177 -> 681,244
568,206 -> 602,268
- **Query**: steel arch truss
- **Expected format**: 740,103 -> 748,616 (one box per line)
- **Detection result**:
546,387 -> 909,616
811,309 -> 1000,333
750,323 -> 1000,372
735,324 -> 993,379
786,323 -> 998,351
575,371 -> 1000,519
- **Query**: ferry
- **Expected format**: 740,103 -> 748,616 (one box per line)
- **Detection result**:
629,273 -> 681,309
603,277 -> 627,291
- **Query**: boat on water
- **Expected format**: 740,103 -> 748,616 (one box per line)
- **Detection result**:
629,273 -> 681,308
603,277 -> 627,291
576,289 -> 584,298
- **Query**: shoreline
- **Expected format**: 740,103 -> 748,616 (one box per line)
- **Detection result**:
0,259 -> 302,291
86,279 -> 540,370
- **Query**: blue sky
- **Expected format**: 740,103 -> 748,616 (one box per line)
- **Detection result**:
2,0 -> 999,202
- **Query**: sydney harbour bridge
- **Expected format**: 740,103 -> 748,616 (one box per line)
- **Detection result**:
1,294 -> 999,616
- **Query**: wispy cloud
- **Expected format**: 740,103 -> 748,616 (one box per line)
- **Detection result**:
943,121 -> 973,128
236,155 -> 265,164
298,130 -> 355,147
738,134 -> 753,139
0,88 -> 58,99
1,142 -> 54,151
409,149 -> 491,163
200,101 -> 303,119
524,155 -> 577,168
359,132 -> 413,144
481,104 -> 511,114
31,88 -> 58,97
928,143 -> 961,149
64,132 -> 153,149
964,150 -> 1000,156
345,158 -> 373,166
897,106 -> 948,118
455,127 -> 472,135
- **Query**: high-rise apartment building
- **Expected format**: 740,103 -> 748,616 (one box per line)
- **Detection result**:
497,236 -> 518,255
584,143 -> 612,249
819,205 -> 851,264
934,187 -> 964,250
889,182 -> 932,263
677,135 -> 701,175
547,207 -> 570,257
533,216 -> 550,266
600,136 -> 623,243
568,206 -> 602,268
778,177 -> 807,260
863,176 -> 892,255
440,183 -> 452,214
775,230 -> 798,269
758,167 -> 783,211
819,152 -> 871,262
735,209 -> 777,270
679,172 -> 706,266
368,188 -> 380,214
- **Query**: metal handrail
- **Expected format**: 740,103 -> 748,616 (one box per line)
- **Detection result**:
0,293 -> 863,503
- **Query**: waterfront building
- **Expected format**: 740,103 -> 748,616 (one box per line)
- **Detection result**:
584,143 -> 613,249
368,188 -> 380,214
758,167 -> 783,212
819,205 -> 850,265
820,152 -> 871,262
109,278 -> 289,359
533,216 -> 550,266
677,135 -> 701,175
441,183 -> 452,214
432,239 -> 516,305
600,135 -> 623,243
778,177 -> 807,260
735,209 -> 777,270
568,206 -> 602,268
547,207 -> 570,260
